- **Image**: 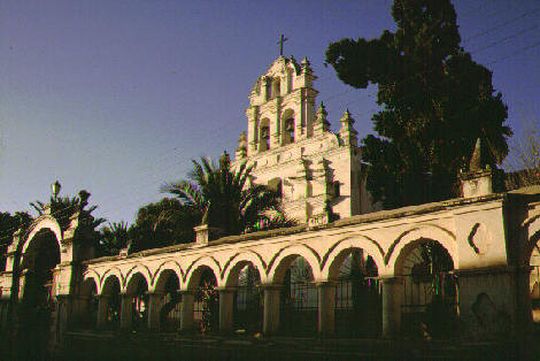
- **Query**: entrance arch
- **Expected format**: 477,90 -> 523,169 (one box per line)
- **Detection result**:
395,238 -> 457,338
18,227 -> 61,360
328,248 -> 381,337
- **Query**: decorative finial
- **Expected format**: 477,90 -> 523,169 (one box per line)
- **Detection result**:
339,109 -> 358,147
469,138 -> 483,172
315,102 -> 330,134
277,34 -> 288,57
51,180 -> 61,200
236,132 -> 247,159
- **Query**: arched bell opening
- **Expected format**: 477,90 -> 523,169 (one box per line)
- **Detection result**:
330,249 -> 381,337
155,270 -> 182,332
101,276 -> 121,329
78,278 -> 99,329
191,267 -> 219,335
230,263 -> 263,335
396,239 -> 458,339
281,109 -> 295,146
259,118 -> 271,152
125,273 -> 149,331
277,256 -> 317,336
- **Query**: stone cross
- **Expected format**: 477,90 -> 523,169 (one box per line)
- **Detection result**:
277,34 -> 288,56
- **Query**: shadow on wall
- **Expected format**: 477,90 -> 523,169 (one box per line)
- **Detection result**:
472,293 -> 511,338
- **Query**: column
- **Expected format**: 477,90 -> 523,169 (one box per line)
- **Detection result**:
218,288 -> 235,333
262,285 -> 281,335
147,292 -> 163,330
317,281 -> 336,336
381,277 -> 403,337
179,291 -> 195,333
97,295 -> 110,328
120,294 -> 133,330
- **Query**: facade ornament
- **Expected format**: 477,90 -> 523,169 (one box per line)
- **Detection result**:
460,138 -> 495,198
235,131 -> 248,159
339,109 -> 358,147
314,102 -> 330,135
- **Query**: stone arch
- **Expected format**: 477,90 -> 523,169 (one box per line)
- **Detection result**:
21,215 -> 63,258
321,236 -> 385,280
83,271 -> 101,293
393,237 -> 455,277
124,265 -> 153,293
385,225 -> 456,275
222,251 -> 267,287
184,256 -> 222,291
267,244 -> 320,284
153,261 -> 184,293
125,270 -> 151,295
100,271 -> 122,296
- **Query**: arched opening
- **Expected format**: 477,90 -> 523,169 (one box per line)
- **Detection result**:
278,256 -> 317,336
19,228 -> 61,356
155,270 -> 182,332
396,239 -> 457,338
101,276 -> 121,329
229,263 -> 263,335
330,249 -> 381,337
191,267 -> 219,335
125,273 -> 149,331
281,109 -> 295,145
79,278 -> 99,329
259,118 -> 270,152
529,240 -> 540,322
272,78 -> 281,99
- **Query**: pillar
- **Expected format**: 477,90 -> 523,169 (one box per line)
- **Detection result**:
120,294 -> 132,330
381,277 -> 403,337
97,295 -> 110,328
317,282 -> 336,336
262,285 -> 281,335
179,291 -> 195,333
147,293 -> 163,330
218,288 -> 235,333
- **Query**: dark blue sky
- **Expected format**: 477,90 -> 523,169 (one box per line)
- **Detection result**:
1,0 -> 539,224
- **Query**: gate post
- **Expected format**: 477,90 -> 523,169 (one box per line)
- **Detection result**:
179,291 -> 195,333
381,277 -> 402,337
218,288 -> 235,333
262,284 -> 281,335
317,281 -> 336,336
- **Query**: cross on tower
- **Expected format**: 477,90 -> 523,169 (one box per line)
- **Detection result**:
277,34 -> 288,56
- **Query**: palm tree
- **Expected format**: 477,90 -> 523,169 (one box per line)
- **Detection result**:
162,152 -> 293,237
98,221 -> 131,256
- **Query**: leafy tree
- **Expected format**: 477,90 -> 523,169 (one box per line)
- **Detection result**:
505,118 -> 540,189
162,152 -> 293,237
326,0 -> 511,208
0,211 -> 32,270
130,197 -> 198,252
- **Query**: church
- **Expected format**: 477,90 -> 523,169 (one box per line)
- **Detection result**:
0,53 -> 539,360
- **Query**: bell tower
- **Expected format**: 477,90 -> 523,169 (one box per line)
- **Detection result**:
235,54 -> 375,224
242,56 -> 318,156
